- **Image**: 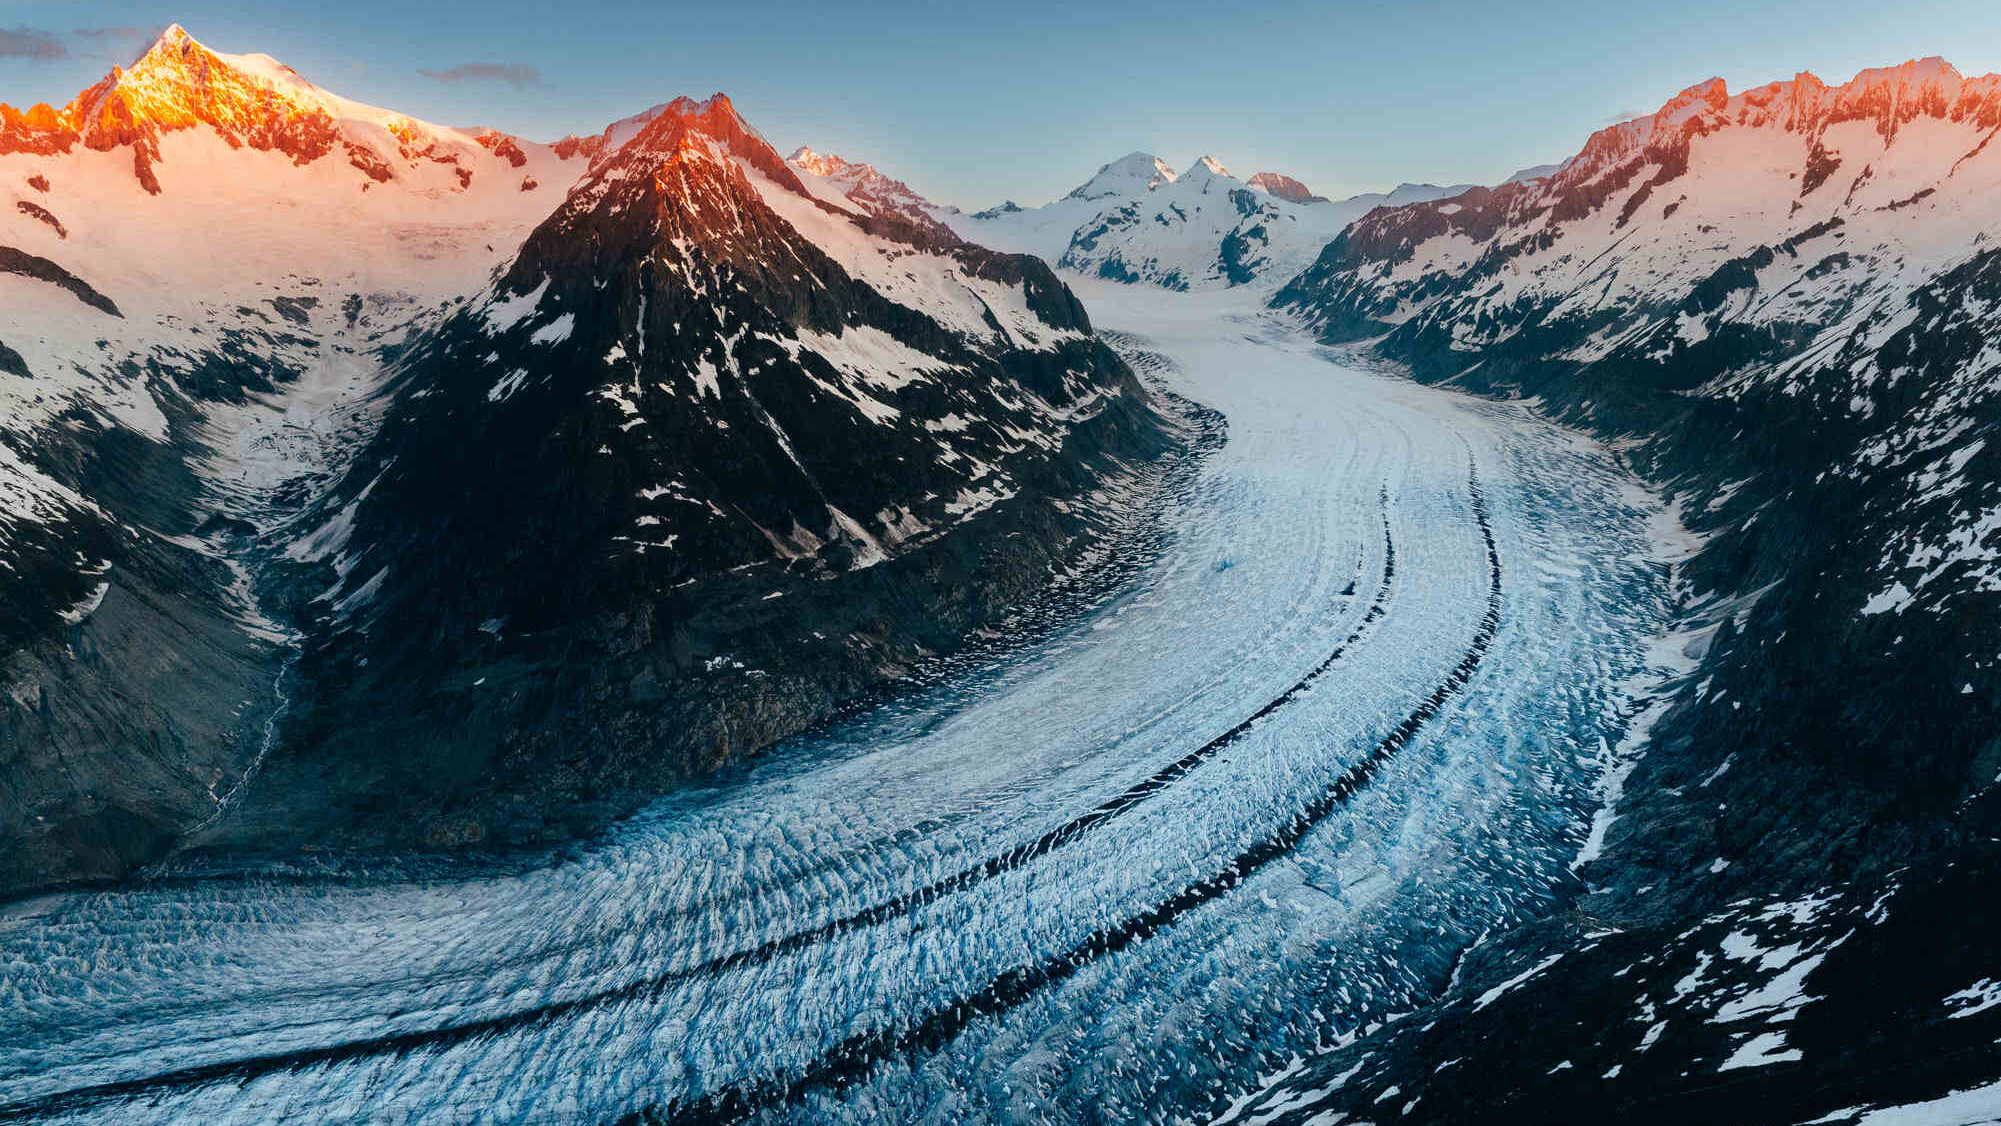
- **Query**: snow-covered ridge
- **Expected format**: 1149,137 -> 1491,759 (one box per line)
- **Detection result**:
948,147 -> 1472,292
1541,56 -> 2001,205
1281,54 -> 2001,368
1065,151 -> 1178,200
1180,154 -> 1234,184
784,145 -> 957,225
0,24 -> 564,195
1,26 -> 1167,895
0,22 -> 585,482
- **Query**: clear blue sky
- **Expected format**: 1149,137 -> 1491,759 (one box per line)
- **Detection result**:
4,0 -> 2000,209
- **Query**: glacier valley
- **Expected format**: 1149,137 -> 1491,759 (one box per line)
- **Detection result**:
0,285 -> 1678,1125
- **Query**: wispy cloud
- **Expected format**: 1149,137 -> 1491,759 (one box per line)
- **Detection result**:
72,25 -> 164,60
419,63 -> 541,89
0,26 -> 65,60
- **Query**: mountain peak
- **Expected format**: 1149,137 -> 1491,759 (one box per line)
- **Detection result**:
146,22 -> 199,55
1066,151 -> 1176,200
34,25 -> 355,192
1246,171 -> 1326,204
1848,55 -> 1963,91
1553,54 -> 2001,192
788,144 -> 876,181
0,26 -> 548,196
788,144 -> 831,173
152,23 -> 197,51
785,143 -> 950,225
1186,155 -> 1232,178
1649,76 -> 1729,131
589,90 -> 810,199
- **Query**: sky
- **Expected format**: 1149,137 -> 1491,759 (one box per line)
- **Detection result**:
4,0 -> 2001,209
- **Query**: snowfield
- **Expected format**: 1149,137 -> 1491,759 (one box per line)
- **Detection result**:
0,286 -> 1677,1125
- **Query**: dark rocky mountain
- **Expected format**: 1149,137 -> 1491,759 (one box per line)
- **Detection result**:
207,94 -> 1184,856
1246,57 -> 2001,1124
0,35 -> 1185,893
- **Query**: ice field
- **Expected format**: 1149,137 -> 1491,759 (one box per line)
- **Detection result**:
0,286 -> 1679,1125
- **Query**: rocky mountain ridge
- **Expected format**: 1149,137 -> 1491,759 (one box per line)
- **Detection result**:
1244,54 -> 2001,1125
0,24 -> 549,194
786,144 -> 956,227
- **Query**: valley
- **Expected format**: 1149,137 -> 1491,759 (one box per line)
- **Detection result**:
0,287 -> 1673,1125
2,22 -> 1999,1126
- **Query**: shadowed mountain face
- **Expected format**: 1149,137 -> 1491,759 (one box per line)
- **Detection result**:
219,95 -> 1184,854
0,36 -> 1183,891
1253,57 -> 2001,1125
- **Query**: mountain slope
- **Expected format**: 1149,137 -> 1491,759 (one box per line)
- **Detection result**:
0,26 -> 590,893
1246,171 -> 1328,204
193,94 -> 1186,856
1252,57 -> 2001,1124
0,34 -> 1184,891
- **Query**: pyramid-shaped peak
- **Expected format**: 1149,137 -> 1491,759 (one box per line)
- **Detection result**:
1183,155 -> 1234,180
788,145 -> 866,179
126,23 -> 221,73
150,24 -> 199,51
591,90 -> 809,198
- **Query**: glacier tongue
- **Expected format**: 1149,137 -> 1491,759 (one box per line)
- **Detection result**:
0,286 -> 1674,1126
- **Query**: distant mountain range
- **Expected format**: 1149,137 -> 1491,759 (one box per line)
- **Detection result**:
937,149 -> 1495,291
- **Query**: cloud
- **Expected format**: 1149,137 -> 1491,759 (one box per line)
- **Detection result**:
419,63 -> 541,89
0,26 -> 65,60
72,25 -> 164,59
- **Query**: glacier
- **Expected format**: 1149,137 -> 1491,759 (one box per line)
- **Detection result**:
0,285 -> 1678,1126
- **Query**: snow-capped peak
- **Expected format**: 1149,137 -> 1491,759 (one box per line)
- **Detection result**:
582,93 -> 800,184
787,145 -> 844,177
785,144 -> 889,194
0,22 -> 552,195
784,143 -> 952,223
1546,56 -> 2001,199
1182,155 -> 1233,181
1065,151 -> 1177,200
74,23 -> 387,142
144,22 -> 198,59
